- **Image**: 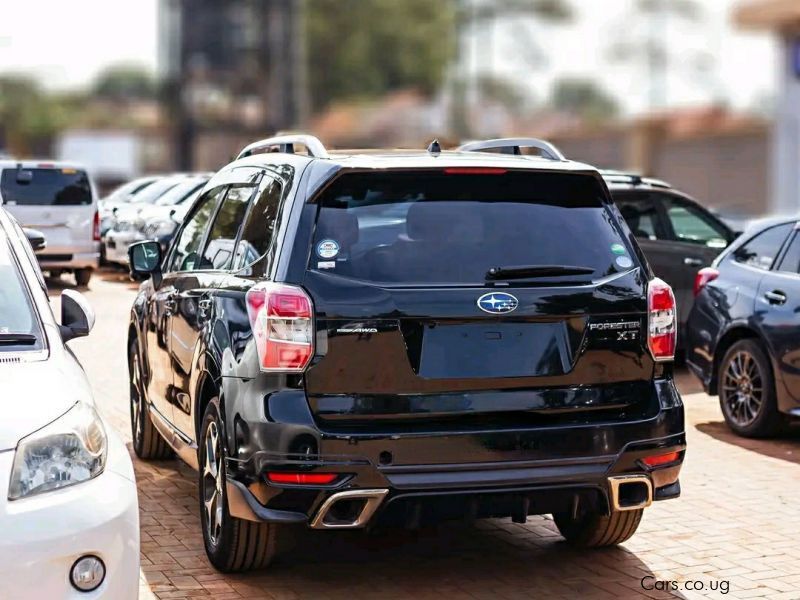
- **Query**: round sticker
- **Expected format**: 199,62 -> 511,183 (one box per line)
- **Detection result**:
611,243 -> 626,255
616,255 -> 633,269
316,239 -> 340,259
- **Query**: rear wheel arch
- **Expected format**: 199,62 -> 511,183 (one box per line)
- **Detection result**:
710,326 -> 765,395
194,370 -> 221,444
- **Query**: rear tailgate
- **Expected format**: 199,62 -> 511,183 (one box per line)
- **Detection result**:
0,167 -> 95,253
300,169 -> 657,428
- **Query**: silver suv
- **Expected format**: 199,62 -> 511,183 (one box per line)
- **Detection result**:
0,160 -> 99,286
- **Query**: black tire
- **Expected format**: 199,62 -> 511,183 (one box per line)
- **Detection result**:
75,268 -> 93,287
129,339 -> 173,460
718,339 -> 784,438
199,399 -> 281,572
553,508 -> 643,548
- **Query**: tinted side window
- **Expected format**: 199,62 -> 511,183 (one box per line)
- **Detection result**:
200,185 -> 253,271
776,231 -> 800,274
662,197 -> 729,248
615,197 -> 662,240
168,187 -> 223,272
733,223 -> 793,271
231,177 -> 283,272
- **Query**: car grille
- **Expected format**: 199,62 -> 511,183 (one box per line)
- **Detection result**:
113,220 -> 136,232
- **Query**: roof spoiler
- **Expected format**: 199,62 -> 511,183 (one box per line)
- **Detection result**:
236,134 -> 329,160
457,137 -> 566,161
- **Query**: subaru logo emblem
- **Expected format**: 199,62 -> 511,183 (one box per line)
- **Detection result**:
477,292 -> 519,314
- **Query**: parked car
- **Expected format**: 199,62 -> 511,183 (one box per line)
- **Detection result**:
127,135 -> 685,572
0,207 -> 139,599
686,216 -> 800,437
0,160 -> 100,286
98,175 -> 162,237
604,172 -> 737,341
104,174 -> 209,266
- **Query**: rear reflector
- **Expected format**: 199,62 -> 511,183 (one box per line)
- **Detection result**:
443,167 -> 507,175
694,267 -> 719,297
267,472 -> 337,485
245,282 -> 314,372
642,451 -> 681,467
647,277 -> 676,362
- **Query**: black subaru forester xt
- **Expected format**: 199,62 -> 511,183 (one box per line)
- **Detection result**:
127,135 -> 685,572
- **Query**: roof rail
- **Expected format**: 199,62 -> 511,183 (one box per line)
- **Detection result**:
236,134 -> 329,160
600,170 -> 672,189
456,137 -> 566,161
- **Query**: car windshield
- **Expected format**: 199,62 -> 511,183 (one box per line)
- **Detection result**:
310,170 -> 634,286
0,237 -> 44,351
0,167 -> 92,206
103,177 -> 157,203
131,178 -> 184,204
154,180 -> 207,206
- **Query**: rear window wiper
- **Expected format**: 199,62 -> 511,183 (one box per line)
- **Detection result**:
0,333 -> 38,345
485,265 -> 596,281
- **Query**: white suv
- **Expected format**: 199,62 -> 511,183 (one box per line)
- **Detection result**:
0,160 -> 100,286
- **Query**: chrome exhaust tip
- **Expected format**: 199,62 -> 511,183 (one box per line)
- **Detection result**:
310,489 -> 389,529
608,475 -> 653,512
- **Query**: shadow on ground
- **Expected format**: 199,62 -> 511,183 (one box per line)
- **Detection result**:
695,420 -> 800,466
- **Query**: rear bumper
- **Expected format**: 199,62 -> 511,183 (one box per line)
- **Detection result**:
37,248 -> 99,270
224,377 -> 685,528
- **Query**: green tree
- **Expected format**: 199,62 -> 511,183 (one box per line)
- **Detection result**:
550,78 -> 619,122
92,64 -> 156,100
0,76 -> 68,155
305,0 -> 457,112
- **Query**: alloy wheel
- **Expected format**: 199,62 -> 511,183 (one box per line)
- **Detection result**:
129,348 -> 144,442
721,350 -> 763,427
202,421 -> 224,547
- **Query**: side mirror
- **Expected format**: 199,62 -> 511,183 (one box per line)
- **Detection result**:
22,227 -> 47,252
59,289 -> 95,342
129,240 -> 162,286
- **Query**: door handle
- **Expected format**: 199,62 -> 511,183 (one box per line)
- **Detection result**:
683,257 -> 704,267
764,290 -> 787,305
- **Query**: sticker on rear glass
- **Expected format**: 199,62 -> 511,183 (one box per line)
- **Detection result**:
317,261 -> 336,269
611,243 -> 626,255
0,327 -> 8,334
316,239 -> 339,259
616,256 -> 633,269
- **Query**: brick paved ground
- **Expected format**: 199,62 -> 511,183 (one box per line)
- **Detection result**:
57,271 -> 800,600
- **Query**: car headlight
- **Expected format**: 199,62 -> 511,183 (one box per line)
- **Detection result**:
8,402 -> 107,500
142,219 -> 177,238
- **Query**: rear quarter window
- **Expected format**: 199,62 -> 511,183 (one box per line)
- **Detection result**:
731,223 -> 793,271
0,168 -> 92,206
309,170 -> 636,286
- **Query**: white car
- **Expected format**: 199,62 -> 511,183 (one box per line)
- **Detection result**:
0,207 -> 139,599
0,160 -> 100,287
104,174 -> 208,266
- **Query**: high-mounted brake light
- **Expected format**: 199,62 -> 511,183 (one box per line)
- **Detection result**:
443,167 -> 507,175
267,472 -> 337,485
92,210 -> 100,242
694,267 -> 719,297
246,282 -> 314,372
647,277 -> 676,362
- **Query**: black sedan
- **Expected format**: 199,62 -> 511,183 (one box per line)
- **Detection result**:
686,216 -> 800,437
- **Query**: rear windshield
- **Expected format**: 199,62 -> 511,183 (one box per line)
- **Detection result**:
0,168 -> 92,206
0,239 -> 44,351
310,170 -> 635,285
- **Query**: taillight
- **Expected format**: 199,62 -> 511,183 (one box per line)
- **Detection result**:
694,267 -> 719,297
245,282 -> 314,372
92,211 -> 100,242
647,277 -> 676,362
